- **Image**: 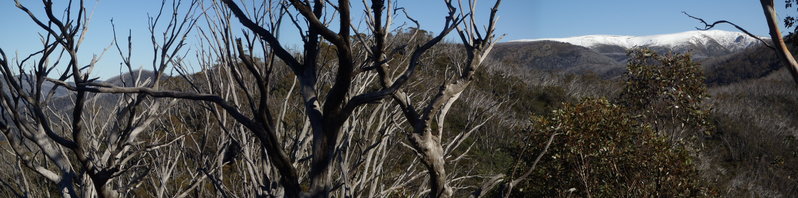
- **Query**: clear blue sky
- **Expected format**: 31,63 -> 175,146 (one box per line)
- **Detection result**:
0,0 -> 788,78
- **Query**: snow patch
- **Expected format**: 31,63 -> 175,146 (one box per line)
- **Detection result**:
512,30 -> 766,51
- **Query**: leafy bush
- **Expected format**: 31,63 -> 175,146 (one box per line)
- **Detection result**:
619,49 -> 712,141
509,98 -> 713,197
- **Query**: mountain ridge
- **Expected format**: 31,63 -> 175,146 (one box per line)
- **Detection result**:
491,30 -> 782,84
511,30 -> 766,52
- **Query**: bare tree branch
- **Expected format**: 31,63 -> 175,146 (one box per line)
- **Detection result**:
683,11 -> 774,50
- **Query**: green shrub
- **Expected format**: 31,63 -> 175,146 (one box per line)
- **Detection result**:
509,98 -> 713,197
619,49 -> 712,141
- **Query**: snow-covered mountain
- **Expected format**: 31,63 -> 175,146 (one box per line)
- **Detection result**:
509,30 -> 768,62
491,30 -> 778,79
512,30 -> 765,52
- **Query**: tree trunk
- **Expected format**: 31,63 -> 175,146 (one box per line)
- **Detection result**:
411,130 -> 453,198
760,0 -> 798,84
309,132 -> 334,198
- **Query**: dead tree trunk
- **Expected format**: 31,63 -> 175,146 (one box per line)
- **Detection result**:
760,0 -> 798,84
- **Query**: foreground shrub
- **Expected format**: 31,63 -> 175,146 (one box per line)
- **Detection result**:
509,98 -> 713,197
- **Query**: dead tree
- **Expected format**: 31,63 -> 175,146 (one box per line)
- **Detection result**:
32,0 -> 503,197
0,0 -> 199,197
218,0 -> 502,197
388,1 -> 502,197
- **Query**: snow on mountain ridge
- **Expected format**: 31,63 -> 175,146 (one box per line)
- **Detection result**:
512,30 -> 765,51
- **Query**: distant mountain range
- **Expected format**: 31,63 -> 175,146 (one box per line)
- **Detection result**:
1,70 -> 158,116
513,30 -> 763,54
492,30 -> 782,84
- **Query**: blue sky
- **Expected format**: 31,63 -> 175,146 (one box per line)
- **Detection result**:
0,0 -> 788,78
402,0 -> 777,40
